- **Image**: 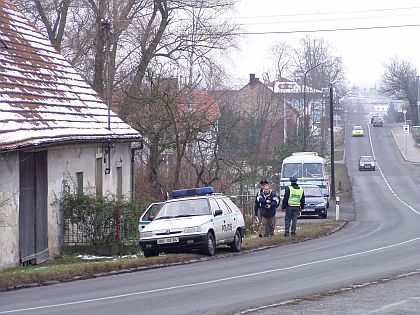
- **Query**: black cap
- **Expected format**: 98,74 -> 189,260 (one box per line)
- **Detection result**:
259,179 -> 269,185
289,176 -> 298,183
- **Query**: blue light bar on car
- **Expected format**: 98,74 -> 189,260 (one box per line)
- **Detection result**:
171,187 -> 214,199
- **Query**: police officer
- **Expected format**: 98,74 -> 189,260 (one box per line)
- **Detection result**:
256,184 -> 279,237
254,179 -> 268,228
282,176 -> 305,237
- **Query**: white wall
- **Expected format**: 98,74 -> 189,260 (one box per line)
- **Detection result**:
47,142 -> 133,256
0,152 -> 20,270
0,142 -> 134,269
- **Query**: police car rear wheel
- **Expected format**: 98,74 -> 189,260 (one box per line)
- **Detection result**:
203,232 -> 216,256
230,229 -> 242,252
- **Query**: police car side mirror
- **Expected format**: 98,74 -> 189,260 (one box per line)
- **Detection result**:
214,210 -> 223,217
149,216 -> 155,221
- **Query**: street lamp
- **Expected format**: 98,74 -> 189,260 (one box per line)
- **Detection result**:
303,61 -> 327,151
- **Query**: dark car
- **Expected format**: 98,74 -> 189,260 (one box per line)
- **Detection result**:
300,185 -> 328,219
370,114 -> 379,123
358,155 -> 376,171
372,118 -> 383,127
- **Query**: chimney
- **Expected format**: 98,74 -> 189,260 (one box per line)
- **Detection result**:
249,73 -> 259,85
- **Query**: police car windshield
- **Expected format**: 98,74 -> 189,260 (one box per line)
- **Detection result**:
155,198 -> 211,219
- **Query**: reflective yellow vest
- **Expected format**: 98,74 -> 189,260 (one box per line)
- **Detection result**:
288,186 -> 303,206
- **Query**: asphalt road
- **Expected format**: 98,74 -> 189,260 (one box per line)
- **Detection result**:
1,123 -> 420,315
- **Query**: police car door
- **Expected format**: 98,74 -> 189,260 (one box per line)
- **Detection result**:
208,198 -> 223,244
215,198 -> 235,242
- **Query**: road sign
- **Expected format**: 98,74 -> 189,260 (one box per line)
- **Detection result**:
403,124 -> 410,134
403,109 -> 407,114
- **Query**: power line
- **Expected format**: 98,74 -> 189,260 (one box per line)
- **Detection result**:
237,11 -> 420,27
233,6 -> 420,19
231,23 -> 420,35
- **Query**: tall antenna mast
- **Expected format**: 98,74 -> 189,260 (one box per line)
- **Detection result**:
102,19 -> 112,131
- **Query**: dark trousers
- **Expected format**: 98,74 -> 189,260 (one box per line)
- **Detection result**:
284,206 -> 300,235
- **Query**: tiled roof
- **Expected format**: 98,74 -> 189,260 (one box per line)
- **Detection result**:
0,0 -> 141,151
179,90 -> 220,124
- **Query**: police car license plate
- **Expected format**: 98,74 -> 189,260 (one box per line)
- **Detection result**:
157,237 -> 179,244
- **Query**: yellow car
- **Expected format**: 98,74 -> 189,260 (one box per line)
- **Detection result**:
352,125 -> 364,137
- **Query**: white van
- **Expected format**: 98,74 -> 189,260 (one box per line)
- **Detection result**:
280,152 -> 330,207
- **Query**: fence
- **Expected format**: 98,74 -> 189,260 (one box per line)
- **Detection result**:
62,204 -> 142,246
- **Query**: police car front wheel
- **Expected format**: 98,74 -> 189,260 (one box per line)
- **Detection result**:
203,232 -> 216,256
229,229 -> 242,252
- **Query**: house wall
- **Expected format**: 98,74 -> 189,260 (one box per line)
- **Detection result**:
0,142 -> 134,270
0,152 -> 20,270
47,142 -> 133,256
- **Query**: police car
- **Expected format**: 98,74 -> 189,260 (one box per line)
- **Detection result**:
139,187 -> 246,257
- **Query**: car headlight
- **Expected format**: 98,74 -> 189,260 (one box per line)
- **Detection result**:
184,226 -> 202,233
316,202 -> 326,207
140,231 -> 153,238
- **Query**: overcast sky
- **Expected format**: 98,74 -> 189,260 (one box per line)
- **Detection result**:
226,0 -> 420,88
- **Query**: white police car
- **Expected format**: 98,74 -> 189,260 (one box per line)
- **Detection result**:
139,187 -> 246,257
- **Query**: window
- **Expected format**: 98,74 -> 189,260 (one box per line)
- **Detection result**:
209,198 -> 219,213
76,172 -> 83,195
223,197 -> 241,213
143,203 -> 164,221
96,157 -> 103,196
215,198 -> 232,214
282,163 -> 302,178
303,163 -> 323,178
116,166 -> 122,199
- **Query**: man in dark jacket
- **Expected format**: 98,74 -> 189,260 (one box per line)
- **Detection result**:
256,184 -> 279,237
254,179 -> 268,220
282,176 -> 305,237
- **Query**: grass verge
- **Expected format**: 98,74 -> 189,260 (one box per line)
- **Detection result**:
0,220 -> 346,291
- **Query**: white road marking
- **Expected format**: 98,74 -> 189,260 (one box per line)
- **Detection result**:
2,237 -> 420,314
367,297 -> 419,314
367,123 -> 420,215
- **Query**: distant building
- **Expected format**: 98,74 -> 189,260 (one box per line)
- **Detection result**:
267,77 -> 325,132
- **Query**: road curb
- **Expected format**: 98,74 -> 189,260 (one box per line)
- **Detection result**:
390,128 -> 409,162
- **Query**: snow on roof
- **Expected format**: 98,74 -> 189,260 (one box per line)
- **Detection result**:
0,1 -> 141,151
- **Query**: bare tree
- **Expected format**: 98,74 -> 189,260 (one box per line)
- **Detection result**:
380,56 -> 418,124
18,0 -> 238,99
380,56 -> 417,98
14,0 -> 72,51
270,42 -> 292,80
294,35 -> 346,92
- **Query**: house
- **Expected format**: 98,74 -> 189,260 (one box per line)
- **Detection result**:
0,0 -> 141,269
267,77 -> 326,126
228,74 -> 298,156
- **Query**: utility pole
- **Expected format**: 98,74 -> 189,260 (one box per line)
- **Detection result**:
329,84 -> 335,200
